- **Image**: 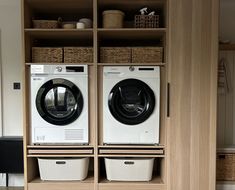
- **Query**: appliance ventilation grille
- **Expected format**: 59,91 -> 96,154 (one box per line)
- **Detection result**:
65,129 -> 84,140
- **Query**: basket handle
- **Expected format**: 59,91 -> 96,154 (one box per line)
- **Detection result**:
218,154 -> 225,159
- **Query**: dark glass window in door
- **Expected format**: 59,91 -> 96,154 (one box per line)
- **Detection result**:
108,79 -> 155,125
36,78 -> 83,125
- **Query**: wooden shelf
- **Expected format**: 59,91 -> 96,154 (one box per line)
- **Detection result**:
28,149 -> 93,155
98,154 -> 165,158
217,146 -> 235,153
98,28 -> 166,40
28,174 -> 94,190
98,145 -> 165,149
217,181 -> 235,185
98,176 -> 164,190
98,63 -> 166,66
219,44 -> 235,51
99,176 -> 164,184
27,154 -> 94,158
27,145 -> 94,149
99,149 -> 164,155
26,62 -> 94,66
25,29 -> 93,39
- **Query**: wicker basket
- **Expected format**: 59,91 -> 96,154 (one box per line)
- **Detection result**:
217,153 -> 235,181
132,47 -> 163,63
102,10 -> 125,28
32,47 -> 63,63
33,20 -> 59,29
100,47 -> 131,63
134,15 -> 160,28
64,47 -> 93,63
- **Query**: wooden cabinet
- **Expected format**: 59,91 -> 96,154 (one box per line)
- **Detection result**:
22,0 -> 218,190
167,0 -> 218,190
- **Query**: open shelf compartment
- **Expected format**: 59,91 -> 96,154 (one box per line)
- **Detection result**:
97,0 -> 167,28
97,156 -> 166,190
24,0 -> 93,29
26,157 -> 95,190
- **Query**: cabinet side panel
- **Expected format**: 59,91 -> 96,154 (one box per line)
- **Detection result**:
168,0 -> 218,189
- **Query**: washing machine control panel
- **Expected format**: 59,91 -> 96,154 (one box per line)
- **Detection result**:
31,65 -> 88,75
56,66 -> 63,72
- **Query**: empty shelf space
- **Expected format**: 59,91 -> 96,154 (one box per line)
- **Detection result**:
98,28 -> 166,40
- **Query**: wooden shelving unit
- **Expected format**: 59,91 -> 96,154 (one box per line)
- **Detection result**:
21,0 -> 220,189
22,0 -> 168,190
219,43 -> 235,51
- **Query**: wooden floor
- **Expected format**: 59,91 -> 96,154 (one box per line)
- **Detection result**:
0,187 -> 23,190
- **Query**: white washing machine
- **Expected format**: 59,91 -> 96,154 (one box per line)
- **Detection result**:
103,66 -> 160,145
30,65 -> 88,144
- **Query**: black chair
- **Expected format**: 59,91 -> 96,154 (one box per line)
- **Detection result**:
0,136 -> 24,186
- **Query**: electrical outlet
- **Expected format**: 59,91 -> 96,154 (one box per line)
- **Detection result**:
13,82 -> 21,90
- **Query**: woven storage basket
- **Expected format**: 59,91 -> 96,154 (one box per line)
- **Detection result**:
132,47 -> 163,63
32,47 -> 63,63
217,153 -> 235,181
100,47 -> 131,63
64,47 -> 93,63
33,20 -> 59,29
134,15 -> 160,28
102,10 -> 125,28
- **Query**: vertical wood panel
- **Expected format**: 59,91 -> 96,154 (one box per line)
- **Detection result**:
168,0 -> 218,190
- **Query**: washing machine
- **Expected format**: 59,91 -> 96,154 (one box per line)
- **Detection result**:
30,65 -> 88,144
103,66 -> 160,145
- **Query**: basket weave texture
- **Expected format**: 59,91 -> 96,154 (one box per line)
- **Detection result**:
33,20 -> 58,29
217,153 -> 235,181
100,47 -> 131,63
32,47 -> 63,63
134,15 -> 160,28
132,47 -> 163,63
64,47 -> 93,63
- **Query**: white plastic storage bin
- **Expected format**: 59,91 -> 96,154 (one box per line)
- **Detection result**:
38,157 -> 89,181
104,158 -> 154,181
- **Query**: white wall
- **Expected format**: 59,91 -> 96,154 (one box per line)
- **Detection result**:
220,0 -> 235,43
0,0 -> 23,136
0,0 -> 24,187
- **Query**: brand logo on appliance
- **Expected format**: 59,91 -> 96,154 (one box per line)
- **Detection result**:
33,78 -> 42,81
129,66 -> 135,72
56,66 -> 63,72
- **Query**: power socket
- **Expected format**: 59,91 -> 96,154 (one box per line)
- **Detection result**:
13,82 -> 21,90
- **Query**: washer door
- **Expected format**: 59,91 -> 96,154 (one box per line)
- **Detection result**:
108,79 -> 155,125
36,78 -> 83,125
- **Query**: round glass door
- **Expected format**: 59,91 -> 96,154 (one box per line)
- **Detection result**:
36,78 -> 83,125
108,79 -> 155,125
